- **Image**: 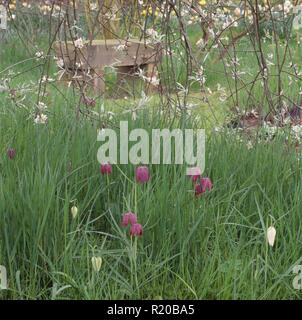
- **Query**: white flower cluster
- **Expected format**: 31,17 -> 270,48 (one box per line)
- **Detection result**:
146,28 -> 164,45
135,68 -> 160,87
37,101 -> 47,110
291,125 -> 302,140
74,38 -> 84,49
189,65 -> 206,86
35,51 -> 44,60
196,38 -> 204,48
113,43 -> 127,53
34,114 -> 48,124
283,0 -> 293,14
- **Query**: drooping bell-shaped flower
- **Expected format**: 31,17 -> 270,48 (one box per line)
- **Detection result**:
130,223 -> 143,237
122,212 -> 137,227
101,163 -> 112,175
135,166 -> 149,184
188,167 -> 202,183
71,206 -> 78,219
91,256 -> 102,272
8,149 -> 15,160
195,184 -> 202,198
267,226 -> 276,247
201,178 -> 212,193
195,178 -> 212,197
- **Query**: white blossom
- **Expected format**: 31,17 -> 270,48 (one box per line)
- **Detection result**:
74,38 -> 84,49
34,114 -> 48,124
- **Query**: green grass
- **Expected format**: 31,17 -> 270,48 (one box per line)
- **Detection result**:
1,95 -> 302,299
1,32 -> 302,300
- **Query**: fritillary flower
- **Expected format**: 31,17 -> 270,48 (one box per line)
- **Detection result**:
91,256 -> 102,272
136,166 -> 149,184
195,178 -> 212,197
267,226 -> 276,247
188,167 -> 202,183
201,178 -> 212,193
101,163 -> 112,175
71,206 -> 78,218
8,149 -> 15,160
195,184 -> 202,198
130,223 -> 143,237
122,212 -> 137,227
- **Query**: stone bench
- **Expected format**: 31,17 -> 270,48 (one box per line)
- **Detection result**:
54,39 -> 162,96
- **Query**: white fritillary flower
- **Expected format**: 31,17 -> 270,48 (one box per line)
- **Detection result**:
91,256 -> 102,272
71,206 -> 78,219
267,226 -> 276,247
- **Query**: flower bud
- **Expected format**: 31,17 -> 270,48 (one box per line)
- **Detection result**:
71,206 -> 78,218
91,256 -> 102,272
267,226 -> 276,247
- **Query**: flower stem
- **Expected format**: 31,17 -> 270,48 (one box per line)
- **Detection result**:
134,175 -> 137,214
106,173 -> 110,209
134,236 -> 139,296
264,217 -> 269,290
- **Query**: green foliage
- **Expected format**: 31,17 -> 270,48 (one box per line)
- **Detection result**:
0,89 -> 302,299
